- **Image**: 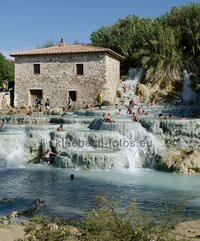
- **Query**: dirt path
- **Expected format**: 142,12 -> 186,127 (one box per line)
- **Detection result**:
172,220 -> 200,241
0,224 -> 25,241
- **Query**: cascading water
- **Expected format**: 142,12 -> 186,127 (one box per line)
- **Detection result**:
120,123 -> 165,169
118,67 -> 145,103
0,132 -> 27,168
89,119 -> 166,170
0,125 -> 53,168
182,69 -> 197,102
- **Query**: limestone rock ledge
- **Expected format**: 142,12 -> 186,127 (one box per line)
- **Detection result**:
156,148 -> 200,174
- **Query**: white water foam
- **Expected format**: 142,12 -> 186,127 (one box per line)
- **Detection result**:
120,123 -> 166,170
0,133 -> 27,168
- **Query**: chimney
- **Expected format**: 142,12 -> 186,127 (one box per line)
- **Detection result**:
59,37 -> 65,47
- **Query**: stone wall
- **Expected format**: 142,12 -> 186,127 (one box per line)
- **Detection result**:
14,53 -> 120,108
105,55 -> 120,104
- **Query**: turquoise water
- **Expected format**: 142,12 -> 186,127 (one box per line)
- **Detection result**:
0,165 -> 199,220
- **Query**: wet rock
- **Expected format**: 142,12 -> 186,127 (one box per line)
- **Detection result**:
136,83 -> 149,103
0,197 -> 12,204
140,118 -> 200,148
0,211 -> 19,225
54,150 -> 128,170
19,199 -> 45,216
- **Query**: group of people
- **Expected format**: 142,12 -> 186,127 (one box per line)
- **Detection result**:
34,98 -> 50,112
126,98 -> 149,122
27,98 -> 50,115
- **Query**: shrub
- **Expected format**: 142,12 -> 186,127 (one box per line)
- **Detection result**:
20,196 -> 187,241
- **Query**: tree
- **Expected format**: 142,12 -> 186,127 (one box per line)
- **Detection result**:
90,3 -> 200,95
0,53 -> 14,87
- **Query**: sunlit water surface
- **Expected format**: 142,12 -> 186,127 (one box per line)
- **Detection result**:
0,165 -> 199,220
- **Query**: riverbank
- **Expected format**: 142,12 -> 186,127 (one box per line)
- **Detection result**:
0,219 -> 200,241
0,224 -> 25,241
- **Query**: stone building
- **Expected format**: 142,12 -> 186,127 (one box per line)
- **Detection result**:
11,39 -> 124,108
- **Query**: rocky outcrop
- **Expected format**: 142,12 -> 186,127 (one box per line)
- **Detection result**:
140,118 -> 200,174
136,83 -> 149,103
140,118 -> 200,148
156,148 -> 200,174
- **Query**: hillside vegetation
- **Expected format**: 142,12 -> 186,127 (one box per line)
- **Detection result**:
91,3 -> 200,98
0,53 -> 14,89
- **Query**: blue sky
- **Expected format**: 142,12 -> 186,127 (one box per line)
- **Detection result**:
1,0 -> 199,57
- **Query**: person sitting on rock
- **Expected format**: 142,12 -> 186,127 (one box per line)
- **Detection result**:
85,104 -> 91,109
149,99 -> 155,107
43,149 -> 57,165
117,109 -> 122,115
132,112 -> 139,122
27,106 -> 33,116
137,107 -> 141,114
123,84 -> 129,93
57,124 -> 64,131
104,113 -> 115,123
127,107 -> 132,115
129,99 -> 136,108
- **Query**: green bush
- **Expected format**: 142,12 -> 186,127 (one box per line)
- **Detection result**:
20,196 -> 186,241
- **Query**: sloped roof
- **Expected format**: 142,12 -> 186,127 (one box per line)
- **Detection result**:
10,44 -> 125,60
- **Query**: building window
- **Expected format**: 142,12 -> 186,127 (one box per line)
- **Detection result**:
34,64 -> 40,74
69,91 -> 77,102
76,64 -> 84,75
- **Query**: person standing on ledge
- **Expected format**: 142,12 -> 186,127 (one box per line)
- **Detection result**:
45,98 -> 50,111
68,96 -> 73,109
97,91 -> 103,109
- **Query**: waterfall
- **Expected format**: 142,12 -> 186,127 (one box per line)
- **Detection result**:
0,126 -> 52,168
89,119 -> 166,170
119,123 -> 165,169
128,67 -> 145,82
182,69 -> 197,103
0,132 -> 27,168
118,68 -> 145,102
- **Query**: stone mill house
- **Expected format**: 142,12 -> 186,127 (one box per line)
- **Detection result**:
11,39 -> 124,108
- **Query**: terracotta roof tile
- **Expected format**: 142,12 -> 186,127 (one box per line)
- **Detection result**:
10,44 -> 125,60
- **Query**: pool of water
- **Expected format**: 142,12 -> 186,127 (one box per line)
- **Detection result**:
0,165 -> 200,220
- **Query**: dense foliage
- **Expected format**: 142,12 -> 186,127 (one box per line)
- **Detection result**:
0,53 -> 14,89
91,3 -> 200,94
